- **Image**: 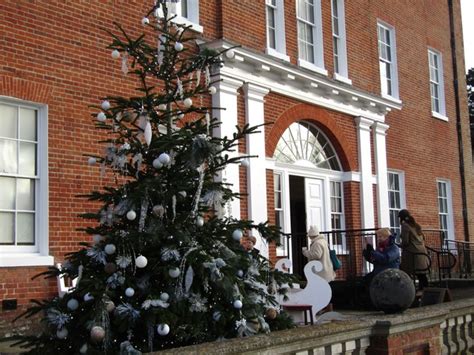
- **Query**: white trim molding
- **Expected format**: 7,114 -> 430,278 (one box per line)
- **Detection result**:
372,121 -> 390,227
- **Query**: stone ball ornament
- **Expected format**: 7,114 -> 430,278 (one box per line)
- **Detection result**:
369,268 -> 416,314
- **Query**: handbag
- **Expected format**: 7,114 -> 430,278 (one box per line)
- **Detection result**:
329,248 -> 342,271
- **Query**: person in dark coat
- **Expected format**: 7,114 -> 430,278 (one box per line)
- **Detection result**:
398,209 -> 430,289
363,228 -> 400,282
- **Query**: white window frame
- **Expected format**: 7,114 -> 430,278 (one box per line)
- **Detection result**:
296,0 -> 327,75
428,48 -> 447,120
387,170 -> 406,236
436,179 -> 454,241
329,180 -> 346,250
161,0 -> 202,33
266,0 -> 289,62
274,171 -> 288,256
377,21 -> 400,101
0,97 -> 52,267
331,0 -> 351,84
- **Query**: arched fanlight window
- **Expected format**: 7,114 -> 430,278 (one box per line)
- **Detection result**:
273,121 -> 342,170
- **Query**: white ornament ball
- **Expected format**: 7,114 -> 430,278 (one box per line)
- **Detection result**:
168,267 -> 180,278
141,17 -> 149,25
93,234 -> 102,244
183,98 -> 193,108
174,42 -> 184,51
233,300 -> 243,309
90,326 -> 106,342
111,49 -> 120,59
56,328 -> 68,339
105,300 -> 115,313
79,344 -> 88,354
125,287 -> 135,297
158,104 -> 167,110
104,244 -> 116,255
240,158 -> 250,167
158,153 -> 171,165
225,49 -> 235,59
160,292 -> 169,302
101,100 -> 111,110
67,298 -> 79,311
157,323 -> 170,336
236,270 -> 244,278
87,157 -> 97,166
126,210 -> 137,221
196,216 -> 204,227
83,293 -> 94,302
178,191 -> 187,198
152,158 -> 163,169
232,229 -> 243,241
135,255 -> 148,268
97,112 -> 106,122
208,86 -> 217,95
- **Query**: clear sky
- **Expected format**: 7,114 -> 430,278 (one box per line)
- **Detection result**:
461,0 -> 473,72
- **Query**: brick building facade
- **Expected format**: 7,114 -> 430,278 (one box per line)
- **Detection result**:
0,0 -> 473,335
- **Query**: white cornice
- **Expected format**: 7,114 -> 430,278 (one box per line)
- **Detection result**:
201,40 -> 402,122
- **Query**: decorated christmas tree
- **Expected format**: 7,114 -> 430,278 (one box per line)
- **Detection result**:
13,1 -> 296,353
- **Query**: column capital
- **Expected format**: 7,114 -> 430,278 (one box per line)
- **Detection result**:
355,116 -> 373,130
214,75 -> 244,95
372,121 -> 390,135
242,83 -> 270,102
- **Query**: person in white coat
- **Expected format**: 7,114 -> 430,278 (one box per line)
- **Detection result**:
302,225 -> 336,282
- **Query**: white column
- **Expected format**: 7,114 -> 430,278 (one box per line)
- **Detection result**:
212,75 -> 243,219
373,121 -> 390,228
355,116 -> 375,229
242,83 -> 270,257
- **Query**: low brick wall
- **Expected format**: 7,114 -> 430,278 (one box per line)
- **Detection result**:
151,298 -> 474,355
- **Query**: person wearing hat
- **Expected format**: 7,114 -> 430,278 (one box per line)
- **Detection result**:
302,225 -> 336,282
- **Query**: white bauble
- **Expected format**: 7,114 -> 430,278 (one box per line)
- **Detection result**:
168,267 -> 180,278
240,158 -> 250,167
87,157 -> 97,166
153,205 -> 165,217
141,17 -> 149,25
232,229 -> 243,241
208,86 -> 217,95
79,344 -> 88,354
105,300 -> 115,313
97,112 -> 106,122
225,49 -> 235,59
174,42 -> 184,51
158,104 -> 167,110
212,311 -> 222,321
135,255 -> 148,268
160,292 -> 169,302
236,270 -> 244,278
67,298 -> 79,311
101,100 -> 111,110
196,216 -> 204,227
56,328 -> 68,339
83,293 -> 94,302
125,287 -> 135,297
152,158 -> 163,169
111,49 -> 120,59
90,326 -> 105,342
183,98 -> 193,108
93,234 -> 103,244
157,323 -> 170,336
126,210 -> 137,221
233,300 -> 243,309
178,191 -> 187,198
158,153 -> 171,165
104,244 -> 116,255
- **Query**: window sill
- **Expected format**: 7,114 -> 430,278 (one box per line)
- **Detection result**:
0,254 -> 54,267
334,73 -> 352,85
298,59 -> 328,76
432,111 -> 448,121
171,16 -> 203,33
266,48 -> 290,62
381,93 -> 402,104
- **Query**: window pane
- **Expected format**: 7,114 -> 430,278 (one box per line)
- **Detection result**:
17,212 -> 35,245
0,139 -> 18,174
17,178 -> 35,211
0,104 -> 18,138
0,212 -> 14,244
0,176 -> 15,209
20,108 -> 37,141
19,142 -> 36,176
180,0 -> 188,18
